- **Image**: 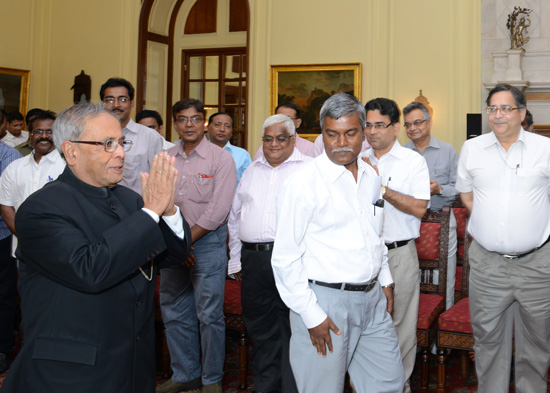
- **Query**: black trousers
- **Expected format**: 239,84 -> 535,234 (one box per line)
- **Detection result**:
240,247 -> 298,393
0,235 -> 16,353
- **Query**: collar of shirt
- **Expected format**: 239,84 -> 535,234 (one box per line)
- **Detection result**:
365,139 -> 407,164
482,128 -> 526,150
178,135 -> 209,159
257,147 -> 309,169
223,141 -> 233,153
318,151 -> 376,184
123,119 -> 140,134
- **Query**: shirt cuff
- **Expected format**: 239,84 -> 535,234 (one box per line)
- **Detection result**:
142,206 -> 185,240
300,303 -> 328,329
141,208 -> 159,223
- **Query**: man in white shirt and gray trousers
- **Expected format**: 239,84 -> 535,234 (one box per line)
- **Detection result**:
457,83 -> 550,393
362,98 -> 430,393
272,93 -> 404,393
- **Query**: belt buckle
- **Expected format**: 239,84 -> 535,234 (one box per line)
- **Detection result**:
365,280 -> 376,292
502,254 -> 519,260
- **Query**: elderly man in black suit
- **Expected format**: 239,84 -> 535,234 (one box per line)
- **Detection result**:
0,103 -> 191,393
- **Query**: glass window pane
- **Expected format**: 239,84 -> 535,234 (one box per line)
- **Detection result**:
204,107 -> 219,126
224,82 -> 239,105
205,56 -> 219,79
189,82 -> 202,101
204,82 -> 219,105
226,55 -> 241,79
225,107 -> 238,130
189,57 -> 202,79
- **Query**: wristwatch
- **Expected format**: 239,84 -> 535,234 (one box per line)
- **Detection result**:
382,282 -> 395,289
438,187 -> 443,196
381,185 -> 387,198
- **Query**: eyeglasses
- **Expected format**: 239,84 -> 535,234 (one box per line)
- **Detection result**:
404,119 -> 427,129
262,135 -> 293,144
32,129 -> 53,136
486,105 -> 520,114
175,116 -> 204,124
103,97 -> 131,104
365,122 -> 392,130
71,138 -> 133,153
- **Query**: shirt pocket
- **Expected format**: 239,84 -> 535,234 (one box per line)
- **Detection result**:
187,175 -> 214,204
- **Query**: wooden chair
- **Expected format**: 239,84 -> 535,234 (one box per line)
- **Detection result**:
436,234 -> 473,393
224,279 -> 249,389
415,206 -> 450,393
452,199 -> 468,303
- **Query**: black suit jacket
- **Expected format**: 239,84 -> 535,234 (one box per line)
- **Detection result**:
1,167 -> 191,393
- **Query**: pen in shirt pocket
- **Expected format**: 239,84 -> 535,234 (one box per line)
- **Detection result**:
196,173 -> 213,184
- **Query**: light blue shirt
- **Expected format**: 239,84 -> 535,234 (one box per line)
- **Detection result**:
0,142 -> 22,239
224,142 -> 251,184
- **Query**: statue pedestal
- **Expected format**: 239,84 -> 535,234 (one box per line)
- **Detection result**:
505,49 -> 525,81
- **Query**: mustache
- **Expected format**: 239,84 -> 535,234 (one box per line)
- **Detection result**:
331,148 -> 354,153
36,138 -> 53,144
111,108 -> 124,113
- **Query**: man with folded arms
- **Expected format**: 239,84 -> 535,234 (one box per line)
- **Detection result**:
362,98 -> 430,393
228,114 -> 308,393
272,93 -> 404,393
456,84 -> 550,393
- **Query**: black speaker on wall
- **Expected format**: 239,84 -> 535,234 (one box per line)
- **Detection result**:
467,113 -> 482,139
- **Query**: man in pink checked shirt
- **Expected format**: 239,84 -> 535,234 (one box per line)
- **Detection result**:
228,114 -> 311,393
157,98 -> 237,393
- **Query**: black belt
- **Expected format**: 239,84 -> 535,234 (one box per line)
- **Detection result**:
385,239 -> 412,250
501,236 -> 550,260
308,278 -> 377,292
242,241 -> 274,251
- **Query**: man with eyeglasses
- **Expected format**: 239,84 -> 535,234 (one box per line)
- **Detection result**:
254,102 -> 315,159
0,110 -> 66,254
272,93 -> 404,393
157,99 -> 236,393
100,77 -> 171,194
228,114 -> 308,393
403,102 -> 459,311
361,98 -> 430,393
456,84 -> 550,393
0,103 -> 191,393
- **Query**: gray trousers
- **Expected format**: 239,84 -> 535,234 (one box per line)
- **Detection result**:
387,241 -> 420,393
469,239 -> 550,393
289,282 -> 404,393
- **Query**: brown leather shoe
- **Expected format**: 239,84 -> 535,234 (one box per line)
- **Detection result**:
156,377 -> 202,393
201,382 -> 222,393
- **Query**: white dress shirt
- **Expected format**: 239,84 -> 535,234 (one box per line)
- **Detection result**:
362,141 -> 430,243
271,152 -> 392,329
0,149 -> 66,254
456,129 -> 550,254
121,119 -> 164,194
1,131 -> 29,148
227,149 -> 311,275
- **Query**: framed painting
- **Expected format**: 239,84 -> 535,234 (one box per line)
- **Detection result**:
270,63 -> 361,139
0,67 -> 30,116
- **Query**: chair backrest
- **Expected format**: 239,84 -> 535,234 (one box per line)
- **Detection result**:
415,206 -> 451,304
452,198 -> 468,266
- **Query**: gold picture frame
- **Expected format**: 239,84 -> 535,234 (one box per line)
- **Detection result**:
270,63 -> 362,140
0,67 -> 30,116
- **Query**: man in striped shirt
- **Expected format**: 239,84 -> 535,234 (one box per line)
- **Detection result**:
228,114 -> 311,393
